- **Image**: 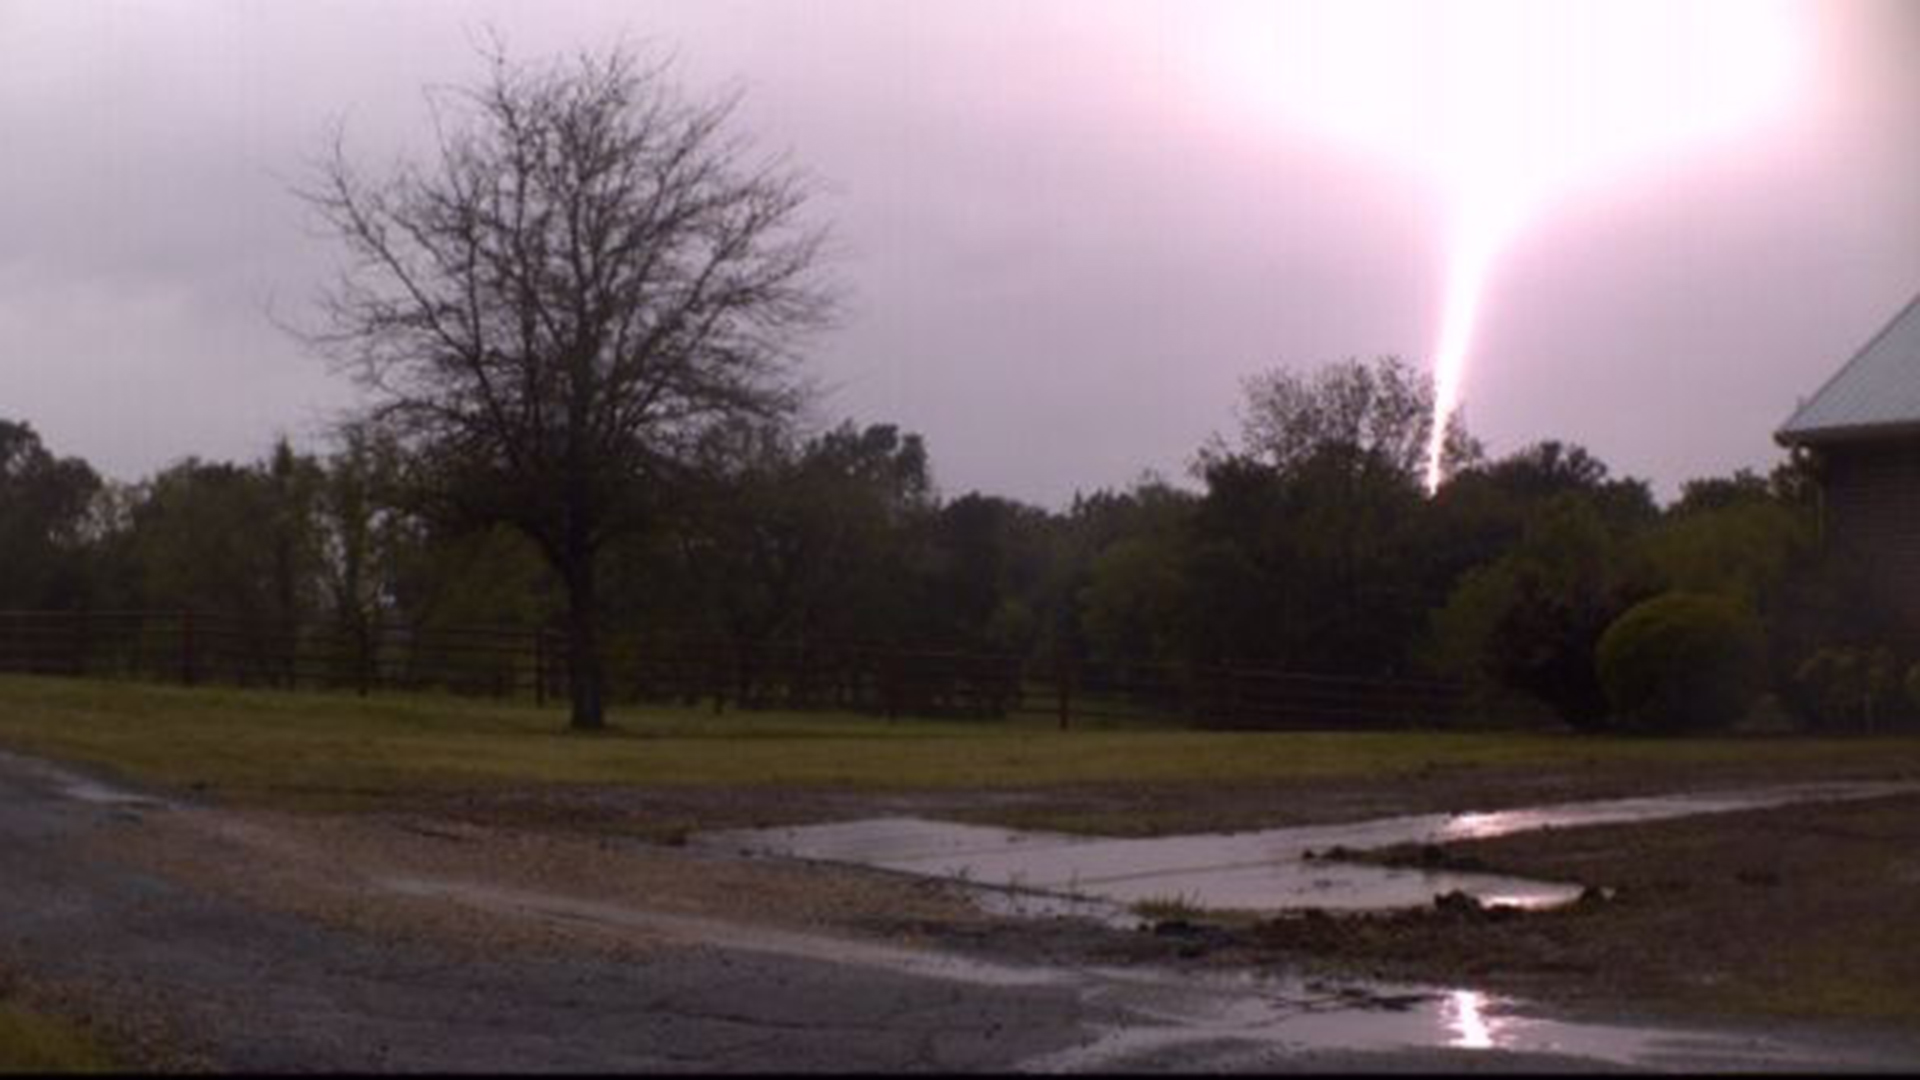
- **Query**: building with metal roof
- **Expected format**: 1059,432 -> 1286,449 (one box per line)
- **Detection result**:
1778,292 -> 1920,444
1777,290 -> 1920,650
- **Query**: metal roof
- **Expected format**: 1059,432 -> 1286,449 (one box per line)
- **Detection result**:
1778,291 -> 1920,445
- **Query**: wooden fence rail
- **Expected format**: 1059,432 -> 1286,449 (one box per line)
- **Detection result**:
0,609 -> 1475,730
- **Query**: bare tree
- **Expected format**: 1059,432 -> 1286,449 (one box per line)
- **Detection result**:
1231,356 -> 1481,484
298,44 -> 834,730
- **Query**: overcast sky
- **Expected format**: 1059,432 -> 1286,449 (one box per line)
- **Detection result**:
2,0 -> 1916,507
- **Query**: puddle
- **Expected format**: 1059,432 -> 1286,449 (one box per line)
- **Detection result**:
701,781 -> 1919,918
1017,973 -> 1876,1072
374,872 -> 1895,1071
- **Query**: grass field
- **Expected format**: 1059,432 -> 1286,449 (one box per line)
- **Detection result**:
1,673 -> 1917,813
0,1000 -> 113,1073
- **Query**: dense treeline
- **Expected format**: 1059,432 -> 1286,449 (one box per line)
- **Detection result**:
2,355 -> 1908,732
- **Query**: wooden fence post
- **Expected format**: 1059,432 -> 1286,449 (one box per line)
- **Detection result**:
882,651 -> 899,724
179,610 -> 197,687
533,630 -> 546,707
70,610 -> 90,678
1055,652 -> 1073,731
356,624 -> 373,698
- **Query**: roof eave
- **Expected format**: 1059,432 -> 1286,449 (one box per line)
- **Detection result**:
1775,418 -> 1920,448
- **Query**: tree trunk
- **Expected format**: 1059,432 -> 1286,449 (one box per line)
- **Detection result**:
563,548 -> 606,731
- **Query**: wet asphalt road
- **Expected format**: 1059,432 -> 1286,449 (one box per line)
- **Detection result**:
0,750 -> 1898,1073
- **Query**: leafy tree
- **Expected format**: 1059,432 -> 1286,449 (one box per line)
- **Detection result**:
1074,479 -> 1196,670
77,479 -> 145,611
0,420 -> 101,609
1639,497 -> 1810,612
588,420 -> 939,705
1428,493 -> 1658,728
1672,468 -> 1772,515
669,420 -> 932,659
916,493 -> 1055,652
1767,451 -> 1821,509
1660,461 -> 1898,722
791,423 -> 935,644
1179,357 -> 1478,675
312,424 -> 400,653
300,44 -> 834,730
1421,441 -> 1661,688
262,438 -> 326,644
1794,645 -> 1903,732
1080,536 -> 1186,665
1179,460 -> 1284,667
123,453 -> 330,685
404,526 -> 555,632
1467,440 -> 1655,529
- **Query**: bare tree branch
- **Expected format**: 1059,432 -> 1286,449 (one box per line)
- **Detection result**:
292,41 -> 835,729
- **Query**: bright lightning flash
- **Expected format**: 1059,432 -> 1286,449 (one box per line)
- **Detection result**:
1424,220 -> 1500,490
1185,0 -> 1808,493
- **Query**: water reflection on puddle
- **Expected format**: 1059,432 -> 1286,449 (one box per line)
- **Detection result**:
1011,969 -> 1868,1072
702,781 -> 1917,919
1445,989 -> 1496,1049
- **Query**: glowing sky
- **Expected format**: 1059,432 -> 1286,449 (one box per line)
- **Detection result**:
0,0 -> 1915,505
1182,0 -> 1814,490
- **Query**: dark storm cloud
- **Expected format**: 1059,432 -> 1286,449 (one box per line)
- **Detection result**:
1,0 -> 1914,504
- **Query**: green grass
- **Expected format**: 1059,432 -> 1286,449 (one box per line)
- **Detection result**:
1,674 -> 1918,811
0,1001 -> 114,1073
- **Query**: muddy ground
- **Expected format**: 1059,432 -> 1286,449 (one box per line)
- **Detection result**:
1229,792 -> 1920,1028
377,755 -> 1920,1028
233,753 -> 1920,1033
6,748 -> 1920,1070
385,748 -> 1918,839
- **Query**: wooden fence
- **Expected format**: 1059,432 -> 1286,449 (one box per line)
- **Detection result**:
0,609 -> 1472,730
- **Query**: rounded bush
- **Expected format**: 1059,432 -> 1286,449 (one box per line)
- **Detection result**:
1595,592 -> 1764,733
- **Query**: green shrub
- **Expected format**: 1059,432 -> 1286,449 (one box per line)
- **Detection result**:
1796,646 -> 1904,731
1795,647 -> 1859,730
1595,592 -> 1764,733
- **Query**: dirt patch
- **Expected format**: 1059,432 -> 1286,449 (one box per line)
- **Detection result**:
1222,793 -> 1920,1027
93,753 -> 1920,1038
939,756 -> 1920,837
91,803 -> 987,966
369,753 -> 1920,843
385,784 -> 1058,843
